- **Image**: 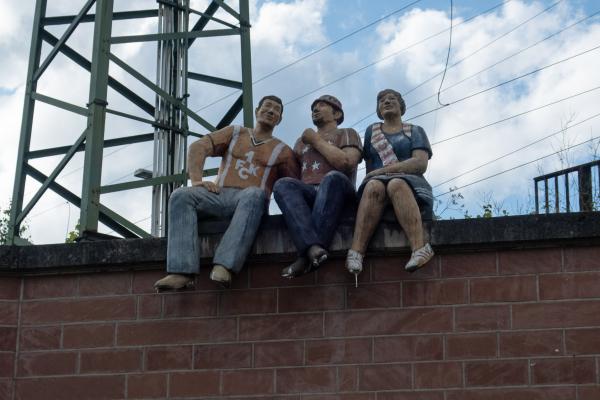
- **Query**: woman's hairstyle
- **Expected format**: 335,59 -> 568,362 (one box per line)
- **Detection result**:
376,89 -> 406,118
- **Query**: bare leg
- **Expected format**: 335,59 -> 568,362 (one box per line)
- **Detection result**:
386,179 -> 424,251
351,180 -> 387,254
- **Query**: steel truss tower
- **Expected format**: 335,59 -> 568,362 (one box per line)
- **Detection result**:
8,0 -> 253,244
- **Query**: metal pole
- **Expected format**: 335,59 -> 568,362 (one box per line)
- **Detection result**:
8,0 -> 48,244
239,0 -> 253,127
578,165 -> 593,212
80,0 -> 114,235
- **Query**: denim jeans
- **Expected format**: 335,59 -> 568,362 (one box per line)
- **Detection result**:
273,171 -> 356,255
166,186 -> 266,274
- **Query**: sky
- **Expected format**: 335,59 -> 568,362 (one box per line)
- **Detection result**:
1,0 -> 599,244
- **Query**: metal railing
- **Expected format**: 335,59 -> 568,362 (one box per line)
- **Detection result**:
534,160 -> 600,214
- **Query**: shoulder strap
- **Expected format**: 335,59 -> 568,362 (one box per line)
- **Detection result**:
260,141 -> 287,190
402,123 -> 412,138
217,125 -> 242,187
370,123 -> 399,167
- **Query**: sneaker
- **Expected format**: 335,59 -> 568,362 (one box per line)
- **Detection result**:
210,265 -> 232,288
281,257 -> 309,279
345,249 -> 364,287
154,274 -> 194,291
307,245 -> 328,268
405,243 -> 434,273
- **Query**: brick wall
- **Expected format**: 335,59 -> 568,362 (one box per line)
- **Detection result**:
1,213 -> 600,399
0,213 -> 600,400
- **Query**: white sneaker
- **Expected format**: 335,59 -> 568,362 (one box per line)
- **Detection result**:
346,250 -> 364,287
154,274 -> 194,291
210,265 -> 232,288
405,243 -> 434,273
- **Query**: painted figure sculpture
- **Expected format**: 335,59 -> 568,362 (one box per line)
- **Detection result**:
273,95 -> 362,278
346,89 -> 434,284
154,95 -> 299,290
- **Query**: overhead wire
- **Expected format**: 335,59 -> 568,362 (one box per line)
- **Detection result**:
406,7 -> 600,115
403,43 -> 600,122
192,0 -> 425,113
415,0 -> 564,102
437,0 -> 453,107
350,0 -> 586,130
433,109 -> 600,189
431,84 -> 600,146
434,134 -> 600,197
283,0 -> 513,106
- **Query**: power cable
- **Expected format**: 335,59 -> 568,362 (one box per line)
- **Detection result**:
407,7 -> 600,113
435,134 -> 600,197
432,84 -> 600,145
433,110 -> 600,189
415,0 -> 564,102
192,0 -> 424,113
404,43 -> 600,122
283,0 -> 512,106
437,0 -> 453,107
350,0 -> 586,130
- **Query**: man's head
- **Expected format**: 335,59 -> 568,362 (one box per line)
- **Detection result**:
311,94 -> 344,126
255,95 -> 284,126
376,89 -> 406,119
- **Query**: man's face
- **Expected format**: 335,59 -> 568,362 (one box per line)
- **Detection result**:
378,93 -> 402,119
311,101 -> 339,126
255,99 -> 282,127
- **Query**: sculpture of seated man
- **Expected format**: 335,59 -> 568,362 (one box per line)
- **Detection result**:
346,89 -> 434,283
154,95 -> 299,290
273,95 -> 362,278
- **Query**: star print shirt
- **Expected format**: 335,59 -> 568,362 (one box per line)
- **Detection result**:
293,128 -> 362,185
208,125 -> 299,197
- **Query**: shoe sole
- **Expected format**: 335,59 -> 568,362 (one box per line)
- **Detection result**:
154,280 -> 195,293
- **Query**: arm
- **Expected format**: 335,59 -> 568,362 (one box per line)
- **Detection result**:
365,149 -> 429,178
188,126 -> 233,192
302,129 -> 361,173
277,147 -> 301,180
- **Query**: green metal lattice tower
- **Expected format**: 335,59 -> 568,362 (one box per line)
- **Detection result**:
8,0 -> 253,244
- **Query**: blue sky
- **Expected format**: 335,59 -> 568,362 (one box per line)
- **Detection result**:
1,0 -> 599,243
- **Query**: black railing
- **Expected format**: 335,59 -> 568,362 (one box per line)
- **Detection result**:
534,160 -> 600,214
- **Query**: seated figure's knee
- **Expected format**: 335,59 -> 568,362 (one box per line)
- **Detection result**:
273,177 -> 298,194
321,170 -> 348,190
169,187 -> 194,208
386,178 -> 411,196
241,186 -> 266,204
324,170 -> 346,181
322,170 -> 347,185
364,180 -> 386,201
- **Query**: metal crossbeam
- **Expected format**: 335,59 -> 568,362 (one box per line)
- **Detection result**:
33,0 -> 97,81
111,28 -> 239,44
109,52 -> 216,132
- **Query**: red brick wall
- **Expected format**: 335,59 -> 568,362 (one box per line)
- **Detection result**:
2,245 -> 600,399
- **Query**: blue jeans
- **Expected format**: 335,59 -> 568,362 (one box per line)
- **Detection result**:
273,171 -> 356,255
166,186 -> 266,274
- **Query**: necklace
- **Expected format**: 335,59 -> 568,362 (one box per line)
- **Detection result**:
250,129 -> 274,146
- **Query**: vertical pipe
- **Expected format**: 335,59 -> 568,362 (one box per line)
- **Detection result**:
544,179 -> 549,214
565,172 -> 570,213
534,180 -> 539,214
8,0 -> 48,244
554,176 -> 559,213
79,0 -> 114,235
578,165 -> 593,212
239,0 -> 253,127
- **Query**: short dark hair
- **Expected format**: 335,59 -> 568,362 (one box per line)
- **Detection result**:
257,95 -> 284,116
376,89 -> 406,118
